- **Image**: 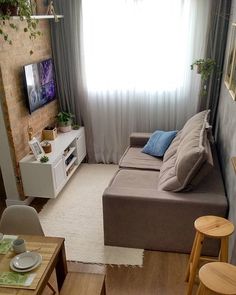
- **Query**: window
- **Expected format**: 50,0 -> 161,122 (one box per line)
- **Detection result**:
82,0 -> 194,92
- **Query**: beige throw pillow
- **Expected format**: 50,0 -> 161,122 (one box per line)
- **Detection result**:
159,110 -> 213,191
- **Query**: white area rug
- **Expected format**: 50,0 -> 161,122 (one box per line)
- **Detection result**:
39,164 -> 144,266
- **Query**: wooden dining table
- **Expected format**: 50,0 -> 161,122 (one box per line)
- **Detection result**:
0,235 -> 68,294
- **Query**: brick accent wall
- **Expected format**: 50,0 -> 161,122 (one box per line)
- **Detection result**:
0,1 -> 59,199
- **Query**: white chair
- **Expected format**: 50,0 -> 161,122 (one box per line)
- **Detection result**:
0,205 -> 56,294
0,205 -> 44,235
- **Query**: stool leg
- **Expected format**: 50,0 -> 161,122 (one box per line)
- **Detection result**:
220,236 -> 229,262
186,232 -> 204,295
197,283 -> 213,295
196,282 -> 204,295
185,233 -> 198,282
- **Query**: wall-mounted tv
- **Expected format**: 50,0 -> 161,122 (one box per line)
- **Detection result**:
23,58 -> 57,113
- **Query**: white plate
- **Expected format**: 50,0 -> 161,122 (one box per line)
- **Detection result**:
10,252 -> 42,272
12,252 -> 41,269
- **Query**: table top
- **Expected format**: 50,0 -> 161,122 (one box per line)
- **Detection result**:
0,235 -> 65,295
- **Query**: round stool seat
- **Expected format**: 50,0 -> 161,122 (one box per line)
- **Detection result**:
194,216 -> 234,238
199,262 -> 236,294
186,216 -> 235,295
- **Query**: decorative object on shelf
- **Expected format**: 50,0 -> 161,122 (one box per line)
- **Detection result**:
0,0 -> 18,15
66,163 -> 75,176
46,0 -> 58,22
225,23 -> 236,101
30,0 -> 37,15
63,147 -> 70,156
72,124 -> 80,130
42,126 -> 57,140
27,125 -> 33,141
0,0 -> 41,53
28,137 -> 45,160
56,111 -> 75,133
191,58 -> 216,96
41,141 -> 52,153
40,155 -> 49,163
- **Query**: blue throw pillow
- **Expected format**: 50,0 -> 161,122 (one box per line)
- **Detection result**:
142,130 -> 177,157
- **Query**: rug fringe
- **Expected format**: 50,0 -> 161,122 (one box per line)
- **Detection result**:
67,260 -> 143,268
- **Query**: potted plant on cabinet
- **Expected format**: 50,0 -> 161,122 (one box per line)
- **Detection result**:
0,0 -> 41,53
56,111 -> 75,133
191,58 -> 216,96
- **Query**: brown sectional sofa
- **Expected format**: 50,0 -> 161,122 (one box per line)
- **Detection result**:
103,111 -> 228,255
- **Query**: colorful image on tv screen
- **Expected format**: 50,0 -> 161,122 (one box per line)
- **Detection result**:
24,58 -> 56,113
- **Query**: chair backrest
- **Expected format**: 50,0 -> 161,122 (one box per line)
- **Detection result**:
0,205 -> 44,236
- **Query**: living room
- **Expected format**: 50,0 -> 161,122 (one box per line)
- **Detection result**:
0,0 -> 236,294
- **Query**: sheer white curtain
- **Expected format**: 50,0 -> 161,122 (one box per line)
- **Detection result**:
81,0 -> 210,163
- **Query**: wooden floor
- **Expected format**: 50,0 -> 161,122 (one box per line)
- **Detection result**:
0,199 -> 200,294
42,250 -> 199,295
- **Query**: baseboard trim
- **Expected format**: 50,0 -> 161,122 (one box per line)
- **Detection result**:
5,197 -> 34,207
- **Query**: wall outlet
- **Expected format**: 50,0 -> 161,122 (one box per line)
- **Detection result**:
231,157 -> 236,174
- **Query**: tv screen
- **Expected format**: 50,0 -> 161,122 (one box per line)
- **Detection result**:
23,58 -> 57,113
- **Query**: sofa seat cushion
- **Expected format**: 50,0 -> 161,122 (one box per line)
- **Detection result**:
111,168 -> 159,190
119,147 -> 163,171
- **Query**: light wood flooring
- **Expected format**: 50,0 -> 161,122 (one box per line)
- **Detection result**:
42,251 -> 199,295
0,198 -> 200,294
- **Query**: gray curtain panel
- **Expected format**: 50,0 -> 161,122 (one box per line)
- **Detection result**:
50,0 -> 95,162
198,0 -> 231,128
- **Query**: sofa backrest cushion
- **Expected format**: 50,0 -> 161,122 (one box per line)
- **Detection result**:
159,110 -> 213,191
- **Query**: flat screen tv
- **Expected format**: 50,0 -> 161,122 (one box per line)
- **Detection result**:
23,58 -> 57,113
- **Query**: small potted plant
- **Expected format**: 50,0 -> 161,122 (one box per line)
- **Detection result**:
0,0 -> 41,53
56,111 -> 75,133
40,155 -> 49,163
41,141 -> 52,153
191,58 -> 216,96
191,58 -> 216,80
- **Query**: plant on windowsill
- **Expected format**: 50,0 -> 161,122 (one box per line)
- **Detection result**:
191,58 -> 216,96
56,111 -> 75,133
0,0 -> 41,54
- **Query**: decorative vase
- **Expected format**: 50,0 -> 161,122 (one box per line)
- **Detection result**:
0,4 -> 18,15
58,125 -> 72,133
197,64 -> 202,74
41,142 -> 52,153
58,119 -> 72,133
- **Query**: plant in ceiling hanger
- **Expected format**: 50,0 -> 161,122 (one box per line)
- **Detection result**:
191,58 -> 216,96
0,0 -> 41,54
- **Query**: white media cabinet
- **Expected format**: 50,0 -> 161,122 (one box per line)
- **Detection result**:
19,127 -> 86,198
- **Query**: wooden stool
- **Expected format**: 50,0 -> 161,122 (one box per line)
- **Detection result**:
185,216 -> 234,295
197,262 -> 236,294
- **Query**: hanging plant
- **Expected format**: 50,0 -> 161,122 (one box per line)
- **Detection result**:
191,58 -> 216,96
0,0 -> 41,54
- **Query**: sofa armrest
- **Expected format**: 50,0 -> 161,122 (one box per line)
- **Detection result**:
103,186 -> 227,254
129,132 -> 151,147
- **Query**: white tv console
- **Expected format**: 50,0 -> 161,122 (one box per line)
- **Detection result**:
19,127 -> 86,198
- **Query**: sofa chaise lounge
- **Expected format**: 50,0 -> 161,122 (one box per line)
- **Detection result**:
103,111 -> 228,255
